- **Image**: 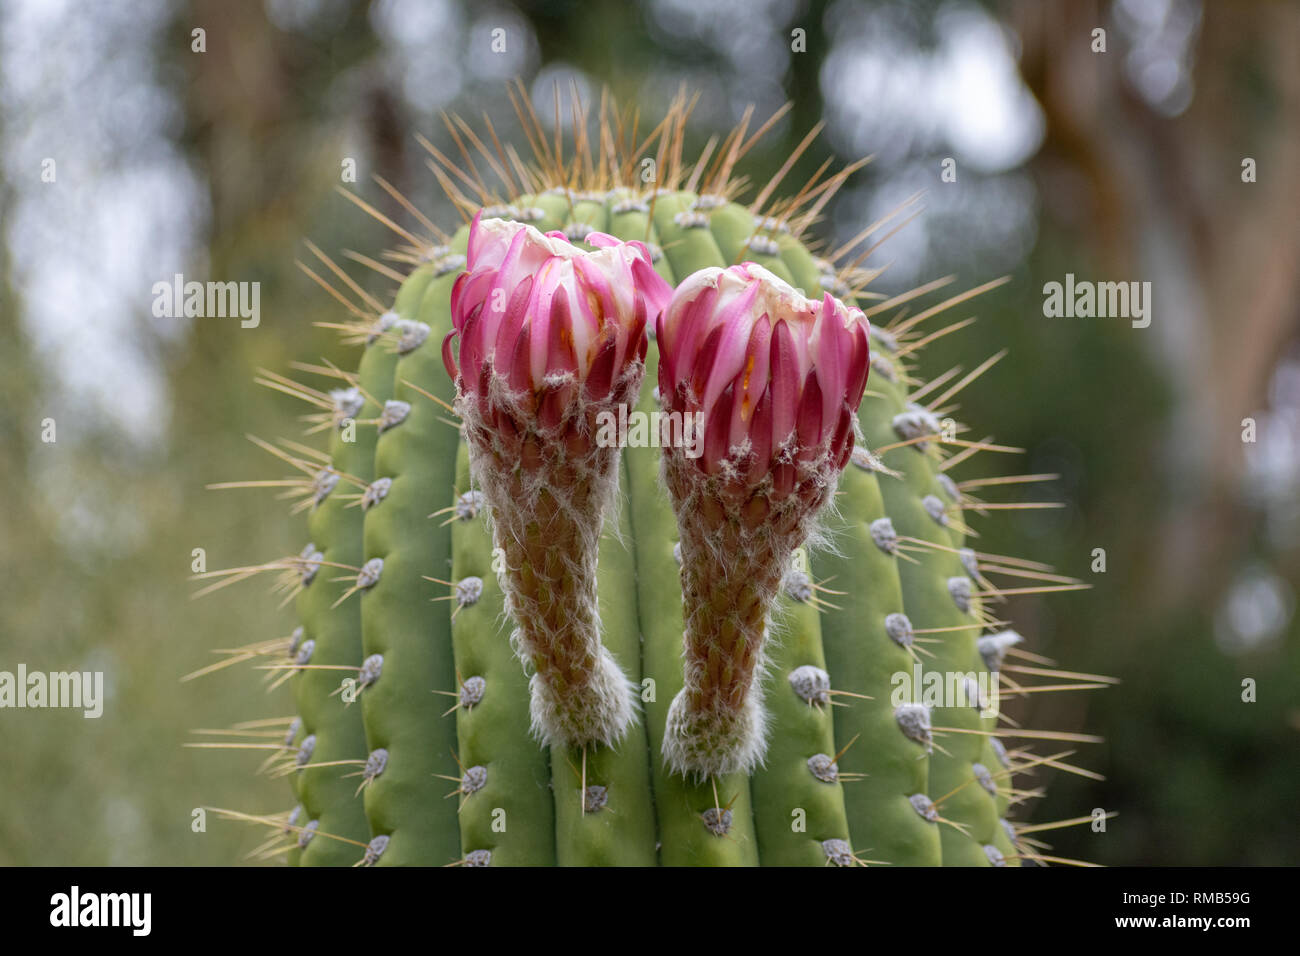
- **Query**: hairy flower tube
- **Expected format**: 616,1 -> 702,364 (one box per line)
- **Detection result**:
656,262 -> 871,777
443,215 -> 670,749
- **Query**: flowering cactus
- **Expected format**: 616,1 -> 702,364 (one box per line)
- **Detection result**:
443,215 -> 670,749
657,264 -> 871,778
200,94 -> 1100,867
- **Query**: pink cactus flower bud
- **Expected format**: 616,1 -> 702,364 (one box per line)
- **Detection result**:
442,214 -> 671,750
656,262 -> 871,778
444,215 -> 668,406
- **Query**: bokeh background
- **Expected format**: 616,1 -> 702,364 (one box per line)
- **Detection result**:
2,0 -> 1296,865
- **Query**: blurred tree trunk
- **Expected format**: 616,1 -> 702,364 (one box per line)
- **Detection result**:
1011,0 -> 1300,607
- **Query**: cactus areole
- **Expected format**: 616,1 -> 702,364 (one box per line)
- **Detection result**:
202,91 -> 1097,867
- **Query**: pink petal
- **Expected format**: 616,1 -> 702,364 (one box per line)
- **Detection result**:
769,318 -> 799,446
452,270 -> 495,332
508,320 -> 533,393
699,281 -> 761,418
628,288 -> 649,361
830,406 -> 854,466
480,229 -> 532,341
738,313 -> 772,422
498,224 -> 531,282
728,313 -> 771,447
813,299 -> 849,430
493,274 -> 535,365
795,374 -> 824,460
573,256 -> 616,334
702,382 -> 736,475
544,291 -> 579,381
565,273 -> 602,368
585,338 -> 618,401
465,211 -> 484,264
441,329 -> 460,382
844,322 -> 871,410
449,271 -> 471,329
744,385 -> 774,484
690,324 -> 726,411
666,284 -> 720,382
632,256 -> 672,319
459,305 -> 487,395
